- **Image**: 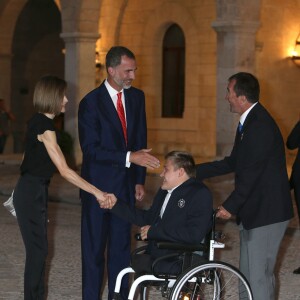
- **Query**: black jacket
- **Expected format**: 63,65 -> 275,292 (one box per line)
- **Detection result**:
197,103 -> 293,230
111,177 -> 213,259
287,120 -> 300,190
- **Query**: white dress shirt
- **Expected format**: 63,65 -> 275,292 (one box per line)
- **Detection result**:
104,79 -> 131,167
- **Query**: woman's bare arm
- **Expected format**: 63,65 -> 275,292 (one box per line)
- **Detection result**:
39,129 -> 115,202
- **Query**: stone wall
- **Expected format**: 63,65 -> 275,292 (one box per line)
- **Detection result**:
100,0 -> 217,157
0,0 -> 300,164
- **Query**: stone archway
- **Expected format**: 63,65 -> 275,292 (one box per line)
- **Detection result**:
10,0 -> 64,152
0,0 -> 27,108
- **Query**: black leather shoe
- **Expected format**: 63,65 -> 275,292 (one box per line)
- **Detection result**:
293,267 -> 300,274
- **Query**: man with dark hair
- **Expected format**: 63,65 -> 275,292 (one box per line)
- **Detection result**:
105,46 -> 135,69
196,72 -> 293,300
100,150 -> 213,275
78,46 -> 160,300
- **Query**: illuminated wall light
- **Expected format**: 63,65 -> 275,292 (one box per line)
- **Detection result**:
291,49 -> 298,57
291,34 -> 300,65
292,42 -> 300,60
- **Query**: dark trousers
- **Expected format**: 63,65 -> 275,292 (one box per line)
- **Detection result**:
131,253 -> 183,275
293,187 -> 300,222
14,174 -> 50,300
131,251 -> 206,276
0,134 -> 7,153
81,198 -> 131,300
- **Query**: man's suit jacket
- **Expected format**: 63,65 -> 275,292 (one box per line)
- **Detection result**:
111,178 -> 213,259
78,81 -> 147,202
287,120 -> 300,190
197,103 -> 293,230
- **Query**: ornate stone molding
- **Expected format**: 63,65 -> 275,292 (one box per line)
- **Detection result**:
212,20 -> 260,34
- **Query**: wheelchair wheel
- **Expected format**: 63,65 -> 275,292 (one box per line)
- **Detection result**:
139,286 -> 161,300
140,285 -> 147,300
169,261 -> 252,300
139,285 -> 152,300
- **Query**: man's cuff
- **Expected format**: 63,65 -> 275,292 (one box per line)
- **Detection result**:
126,151 -> 131,168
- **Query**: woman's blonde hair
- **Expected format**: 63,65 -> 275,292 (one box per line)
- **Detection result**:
33,75 -> 67,115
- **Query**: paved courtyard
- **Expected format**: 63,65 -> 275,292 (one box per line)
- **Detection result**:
0,155 -> 300,299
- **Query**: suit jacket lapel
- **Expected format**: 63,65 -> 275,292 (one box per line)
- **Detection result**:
242,102 -> 261,131
235,103 -> 260,145
123,89 -> 133,146
160,179 -> 192,219
99,83 -> 127,146
152,189 -> 168,225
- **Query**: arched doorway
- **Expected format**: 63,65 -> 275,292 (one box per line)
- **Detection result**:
11,0 -> 64,152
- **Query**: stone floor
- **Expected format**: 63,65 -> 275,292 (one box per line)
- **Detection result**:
0,155 -> 300,299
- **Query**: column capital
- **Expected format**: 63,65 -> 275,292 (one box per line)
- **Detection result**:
212,20 -> 260,34
60,32 -> 100,43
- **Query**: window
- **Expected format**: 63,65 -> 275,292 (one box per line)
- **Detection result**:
162,24 -> 185,118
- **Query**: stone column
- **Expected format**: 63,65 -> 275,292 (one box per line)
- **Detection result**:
212,0 -> 261,156
60,32 -> 99,165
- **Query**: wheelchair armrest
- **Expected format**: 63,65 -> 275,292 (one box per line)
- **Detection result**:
131,245 -> 148,256
130,245 -> 148,266
156,242 -> 207,252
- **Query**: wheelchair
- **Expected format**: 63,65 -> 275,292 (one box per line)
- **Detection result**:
113,210 -> 253,300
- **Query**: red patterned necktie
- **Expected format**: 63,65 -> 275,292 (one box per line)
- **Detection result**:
117,92 -> 127,144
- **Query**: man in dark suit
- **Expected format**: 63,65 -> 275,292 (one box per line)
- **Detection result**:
286,120 -> 300,274
78,46 -> 160,300
100,150 -> 213,275
196,72 -> 293,300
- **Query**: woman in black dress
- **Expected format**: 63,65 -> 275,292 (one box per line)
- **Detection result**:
13,75 -> 115,299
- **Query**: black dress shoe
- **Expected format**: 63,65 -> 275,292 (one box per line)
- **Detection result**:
293,267 -> 300,274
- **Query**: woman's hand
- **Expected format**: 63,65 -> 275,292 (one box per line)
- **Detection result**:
95,190 -> 107,202
98,193 -> 117,209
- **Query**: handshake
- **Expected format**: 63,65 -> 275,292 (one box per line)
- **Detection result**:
97,193 -> 117,209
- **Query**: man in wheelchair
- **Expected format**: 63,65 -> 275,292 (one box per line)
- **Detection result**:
100,150 -> 213,277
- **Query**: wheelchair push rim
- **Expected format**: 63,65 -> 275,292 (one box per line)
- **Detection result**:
169,261 -> 253,300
